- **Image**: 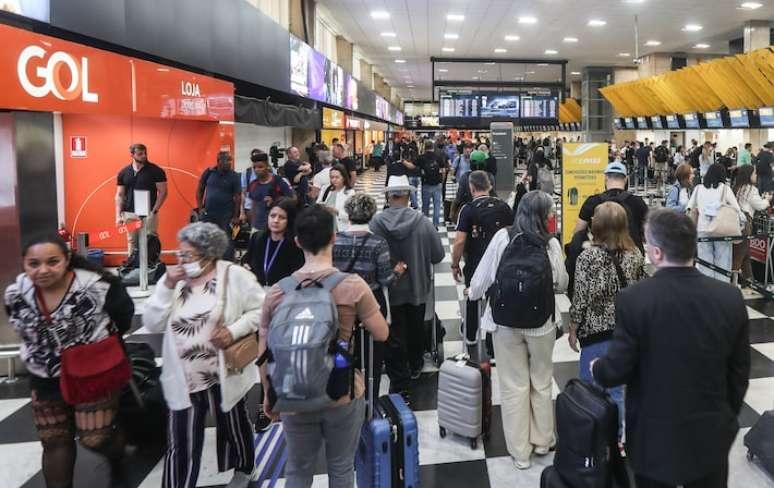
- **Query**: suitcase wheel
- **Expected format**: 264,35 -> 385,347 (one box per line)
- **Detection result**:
439,426 -> 447,438
469,437 -> 477,450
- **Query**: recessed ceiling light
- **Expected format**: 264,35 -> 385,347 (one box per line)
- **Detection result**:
694,43 -> 710,48
394,59 -> 406,63
485,62 -> 496,65
683,24 -> 703,32
518,16 -> 538,24
447,13 -> 465,21
537,63 -> 549,66
571,71 -> 581,75
477,70 -> 488,73
623,0 -> 645,3
588,19 -> 607,27
438,68 -> 448,72
504,35 -> 521,41
444,33 -> 459,40
494,48 -> 507,53
442,47 -> 455,52
526,71 -> 536,74
472,76 -> 479,80
740,2 -> 763,9
545,49 -> 558,55
645,40 -> 661,46
618,52 -> 631,57
371,10 -> 390,19
563,37 -> 579,43
380,32 -> 396,38
407,85 -> 415,88
388,46 -> 402,51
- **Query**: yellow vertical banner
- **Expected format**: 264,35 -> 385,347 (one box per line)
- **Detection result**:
561,143 -> 609,247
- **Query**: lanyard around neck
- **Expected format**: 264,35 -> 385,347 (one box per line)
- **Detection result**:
264,237 -> 284,278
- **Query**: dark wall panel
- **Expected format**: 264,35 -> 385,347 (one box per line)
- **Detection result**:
14,112 -> 57,244
50,0 -> 291,94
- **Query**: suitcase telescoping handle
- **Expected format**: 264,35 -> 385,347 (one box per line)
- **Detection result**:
361,324 -> 376,421
462,291 -> 487,361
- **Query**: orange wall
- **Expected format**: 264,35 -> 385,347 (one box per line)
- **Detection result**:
63,114 -> 233,264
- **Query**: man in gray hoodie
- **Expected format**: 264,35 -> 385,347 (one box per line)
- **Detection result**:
370,176 -> 445,395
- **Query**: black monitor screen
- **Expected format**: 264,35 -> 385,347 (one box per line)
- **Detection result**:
683,113 -> 699,129
439,92 -> 479,118
636,116 -> 649,129
651,116 -> 663,129
729,110 -> 749,128
665,115 -> 679,129
623,117 -> 634,129
479,93 -> 520,118
760,107 -> 774,127
704,111 -> 722,128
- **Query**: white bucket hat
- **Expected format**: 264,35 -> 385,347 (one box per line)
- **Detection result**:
385,175 -> 416,194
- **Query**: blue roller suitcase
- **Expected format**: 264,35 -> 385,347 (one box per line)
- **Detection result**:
356,327 -> 420,488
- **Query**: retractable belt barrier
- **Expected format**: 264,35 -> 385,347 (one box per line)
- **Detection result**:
694,256 -> 774,299
696,233 -> 770,243
88,220 -> 143,243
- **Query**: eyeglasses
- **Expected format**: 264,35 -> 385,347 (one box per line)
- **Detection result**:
175,251 -> 200,261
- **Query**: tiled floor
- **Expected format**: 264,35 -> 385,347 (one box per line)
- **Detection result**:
1,168 -> 773,487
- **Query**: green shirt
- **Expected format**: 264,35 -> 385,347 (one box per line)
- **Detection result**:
738,149 -> 752,166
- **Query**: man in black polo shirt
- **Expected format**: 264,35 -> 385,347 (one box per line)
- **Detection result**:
115,143 -> 167,254
573,161 -> 648,251
196,151 -> 241,259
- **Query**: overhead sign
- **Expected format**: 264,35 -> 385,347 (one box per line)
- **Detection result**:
0,23 -> 234,121
561,143 -> 608,246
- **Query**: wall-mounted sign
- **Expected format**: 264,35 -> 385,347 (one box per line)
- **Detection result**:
70,136 -> 87,158
323,107 -> 345,128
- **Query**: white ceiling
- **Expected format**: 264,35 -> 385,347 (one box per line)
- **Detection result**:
316,0 -> 774,100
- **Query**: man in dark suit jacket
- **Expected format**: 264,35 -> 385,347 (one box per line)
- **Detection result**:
591,208 -> 750,488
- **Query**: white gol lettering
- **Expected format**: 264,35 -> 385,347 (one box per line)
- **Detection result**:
17,45 -> 99,103
181,81 -> 201,97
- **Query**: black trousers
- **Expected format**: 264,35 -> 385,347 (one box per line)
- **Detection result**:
385,303 -> 425,393
200,212 -> 235,261
635,464 -> 728,488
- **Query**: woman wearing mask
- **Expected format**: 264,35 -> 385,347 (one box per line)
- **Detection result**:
733,165 -> 772,281
333,193 -> 404,398
665,163 -> 694,213
317,163 -> 356,232
243,198 -> 304,288
4,235 -> 134,488
469,191 -> 568,470
687,163 -> 742,282
143,223 -> 264,488
569,202 -> 645,451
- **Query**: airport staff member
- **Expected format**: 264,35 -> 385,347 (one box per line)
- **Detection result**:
115,143 -> 168,255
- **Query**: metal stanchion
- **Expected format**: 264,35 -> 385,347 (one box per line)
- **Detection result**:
139,217 -> 149,291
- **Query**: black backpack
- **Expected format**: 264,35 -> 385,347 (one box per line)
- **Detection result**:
421,153 -> 443,185
487,228 -> 554,328
654,145 -> 670,163
689,147 -> 702,169
464,197 -> 513,271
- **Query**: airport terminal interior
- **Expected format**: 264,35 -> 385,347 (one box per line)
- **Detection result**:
0,1 -> 774,487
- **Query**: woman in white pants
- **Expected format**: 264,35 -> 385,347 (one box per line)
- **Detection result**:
687,163 -> 742,282
468,191 -> 568,470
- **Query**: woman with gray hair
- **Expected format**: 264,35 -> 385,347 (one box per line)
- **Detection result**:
333,194 -> 406,397
143,222 -> 265,488
468,191 -> 568,471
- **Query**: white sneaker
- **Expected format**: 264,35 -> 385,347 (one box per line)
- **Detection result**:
534,446 -> 551,456
226,471 -> 251,488
512,457 -> 531,470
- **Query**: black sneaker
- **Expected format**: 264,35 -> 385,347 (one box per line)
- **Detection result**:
254,405 -> 273,433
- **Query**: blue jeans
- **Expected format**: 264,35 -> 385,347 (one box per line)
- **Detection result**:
579,339 -> 626,442
408,176 -> 421,209
421,183 -> 442,226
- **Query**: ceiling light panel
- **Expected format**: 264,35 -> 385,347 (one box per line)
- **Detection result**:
518,16 -> 538,24
388,46 -> 402,51
504,35 -> 521,41
588,19 -> 607,26
563,37 -> 579,43
645,40 -> 661,46
371,11 -> 390,19
442,47 -> 455,52
447,14 -> 465,21
683,24 -> 703,32
545,49 -> 558,55
444,33 -> 459,39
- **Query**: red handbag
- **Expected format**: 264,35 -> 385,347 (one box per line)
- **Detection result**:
36,284 -> 131,405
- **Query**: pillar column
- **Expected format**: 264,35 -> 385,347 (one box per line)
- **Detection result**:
637,53 -> 671,78
336,35 -> 353,72
289,0 -> 315,44
582,67 -> 614,142
570,80 -> 582,100
360,60 -> 373,89
744,20 -> 771,52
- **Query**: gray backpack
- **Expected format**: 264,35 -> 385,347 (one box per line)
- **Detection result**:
267,272 -> 348,413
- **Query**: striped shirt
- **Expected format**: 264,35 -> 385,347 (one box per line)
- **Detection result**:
333,225 -> 394,291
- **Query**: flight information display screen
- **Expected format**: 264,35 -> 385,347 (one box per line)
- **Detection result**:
729,110 -> 749,128
704,111 -> 723,128
440,92 -> 479,118
520,95 -> 557,118
479,93 -> 520,118
760,107 -> 774,127
683,113 -> 699,128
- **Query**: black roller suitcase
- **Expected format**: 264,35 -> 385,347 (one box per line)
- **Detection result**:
541,465 -> 571,487
745,410 -> 774,478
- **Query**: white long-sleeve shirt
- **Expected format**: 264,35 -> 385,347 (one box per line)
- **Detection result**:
469,229 -> 568,336
736,184 -> 770,216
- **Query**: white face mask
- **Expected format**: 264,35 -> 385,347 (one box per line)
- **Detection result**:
182,260 -> 205,278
